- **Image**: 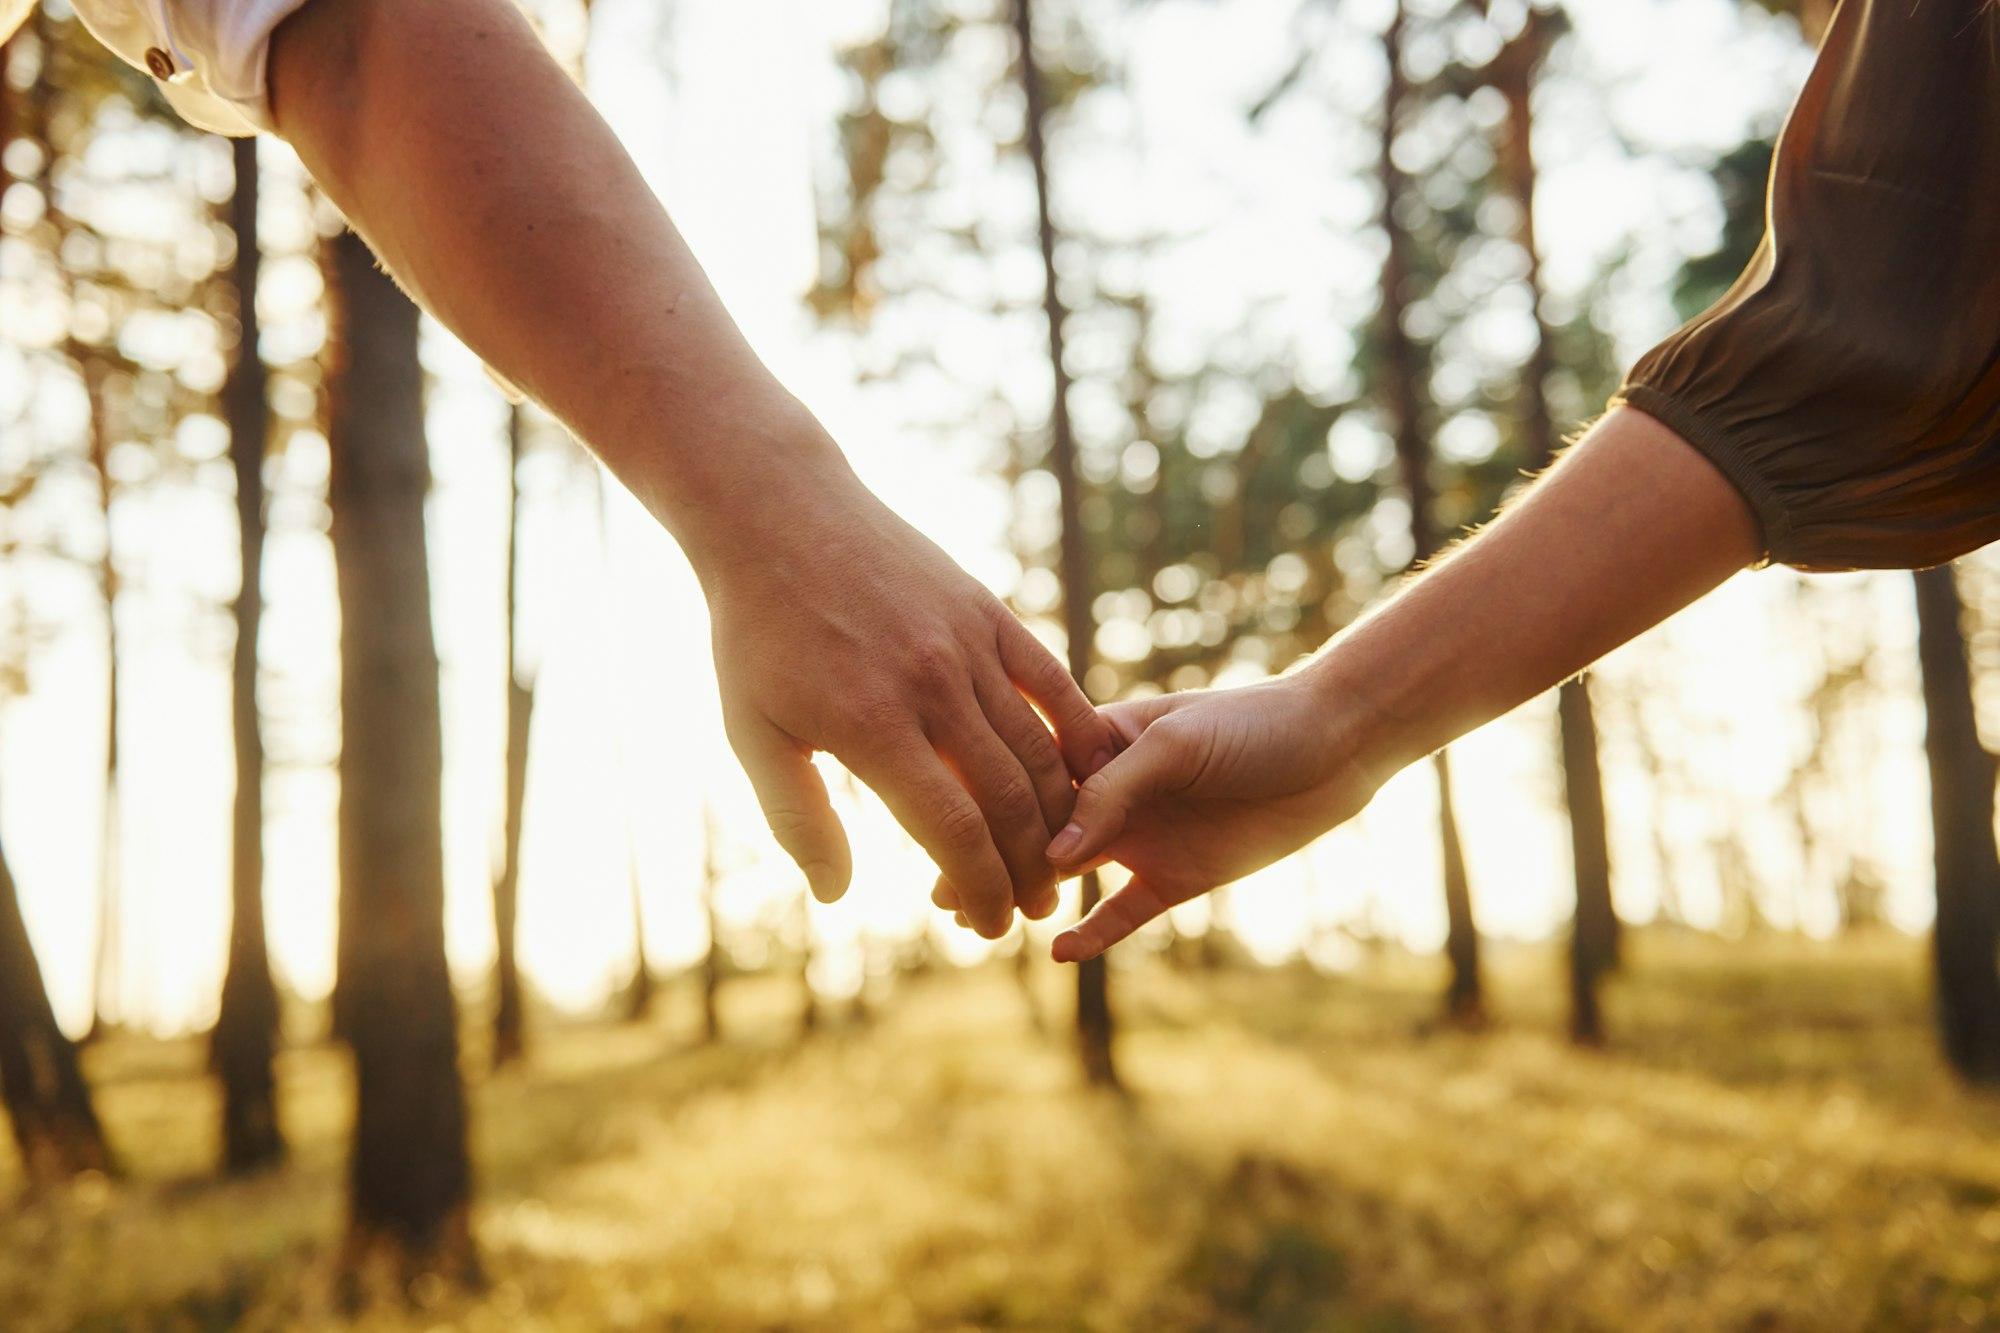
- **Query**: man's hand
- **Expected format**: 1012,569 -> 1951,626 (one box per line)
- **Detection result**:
698,410 -> 1113,938
267,0 -> 1114,933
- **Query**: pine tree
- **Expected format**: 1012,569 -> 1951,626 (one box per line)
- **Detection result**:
211,136 -> 285,1172
325,229 -> 475,1283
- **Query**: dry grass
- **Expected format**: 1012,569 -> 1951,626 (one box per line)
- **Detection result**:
5,931 -> 2000,1331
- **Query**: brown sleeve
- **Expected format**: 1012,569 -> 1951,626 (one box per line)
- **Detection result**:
1615,0 -> 2000,572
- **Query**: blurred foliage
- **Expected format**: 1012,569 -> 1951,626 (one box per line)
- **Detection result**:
810,1 -> 1642,701
1669,137 -> 1773,322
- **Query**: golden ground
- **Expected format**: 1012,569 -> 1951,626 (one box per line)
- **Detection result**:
5,931 -> 2000,1331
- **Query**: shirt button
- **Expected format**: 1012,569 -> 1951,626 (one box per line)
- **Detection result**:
144,47 -> 176,79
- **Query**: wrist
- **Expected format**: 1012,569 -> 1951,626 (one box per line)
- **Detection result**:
629,390 -> 864,580
1293,641 -> 1424,795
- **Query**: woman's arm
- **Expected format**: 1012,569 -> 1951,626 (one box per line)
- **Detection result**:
1302,407 -> 1760,779
1043,407 -> 1760,962
266,0 -> 1113,937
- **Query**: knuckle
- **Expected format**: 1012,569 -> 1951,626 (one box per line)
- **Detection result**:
903,636 -> 961,693
1027,648 -> 1071,696
1154,714 -> 1203,761
849,693 -> 909,739
991,775 -> 1042,829
931,796 -> 988,853
762,805 -> 814,846
1014,719 -> 1065,776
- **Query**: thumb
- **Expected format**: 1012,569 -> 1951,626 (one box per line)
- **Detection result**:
1045,722 -> 1188,870
730,716 -> 853,903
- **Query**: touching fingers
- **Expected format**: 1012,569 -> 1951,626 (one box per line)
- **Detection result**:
729,714 -> 853,904
1051,877 -> 1174,963
1046,723 -> 1191,871
933,704 -> 1060,924
935,871 -> 1058,922
971,666 -> 1073,917
996,615 -> 1117,780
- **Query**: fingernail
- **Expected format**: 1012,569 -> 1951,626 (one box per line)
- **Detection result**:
1086,747 -> 1115,776
1047,823 -> 1084,862
806,864 -> 841,903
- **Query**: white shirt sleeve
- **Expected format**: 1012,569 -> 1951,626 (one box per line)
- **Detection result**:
66,0 -> 316,136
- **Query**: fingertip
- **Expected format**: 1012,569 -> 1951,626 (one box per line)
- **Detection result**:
807,863 -> 848,904
1050,930 -> 1086,964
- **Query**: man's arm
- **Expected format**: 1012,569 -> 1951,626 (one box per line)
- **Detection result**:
1044,408 -> 1762,961
267,0 -> 1114,936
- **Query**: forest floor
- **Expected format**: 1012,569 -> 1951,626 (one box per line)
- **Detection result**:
5,930 -> 2000,1331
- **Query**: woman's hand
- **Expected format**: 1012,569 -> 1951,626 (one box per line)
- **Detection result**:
1031,408 -> 1762,962
1041,670 -> 1391,963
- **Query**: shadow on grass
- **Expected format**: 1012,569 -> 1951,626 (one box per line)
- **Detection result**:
473,1018 -> 857,1200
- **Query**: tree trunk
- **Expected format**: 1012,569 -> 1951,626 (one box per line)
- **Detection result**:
1492,14 -> 1619,1042
797,897 -> 819,1039
1014,936 -> 1046,1033
1559,677 -> 1617,1042
1379,4 -> 1483,1026
1912,566 -> 2000,1082
0,35 -> 111,1192
84,363 -> 120,1045
0,823 -> 112,1189
1012,0 -> 1118,1088
1433,751 -> 1482,1024
700,807 -> 723,1044
491,405 -> 534,1069
621,851 -> 653,1023
325,230 -> 476,1284
211,137 -> 285,1173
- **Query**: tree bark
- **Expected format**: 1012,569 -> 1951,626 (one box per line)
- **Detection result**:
1379,4 -> 1483,1026
325,229 -> 475,1283
211,137 -> 286,1173
1912,566 -> 2000,1082
1559,677 -> 1616,1041
491,405 -> 534,1069
0,35 -> 111,1192
0,823 -> 112,1189
1013,0 -> 1117,1088
83,362 -> 120,1044
1491,12 -> 1619,1042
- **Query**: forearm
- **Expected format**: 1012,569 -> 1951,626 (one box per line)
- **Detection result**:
266,0 -> 840,570
1307,407 -> 1761,778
